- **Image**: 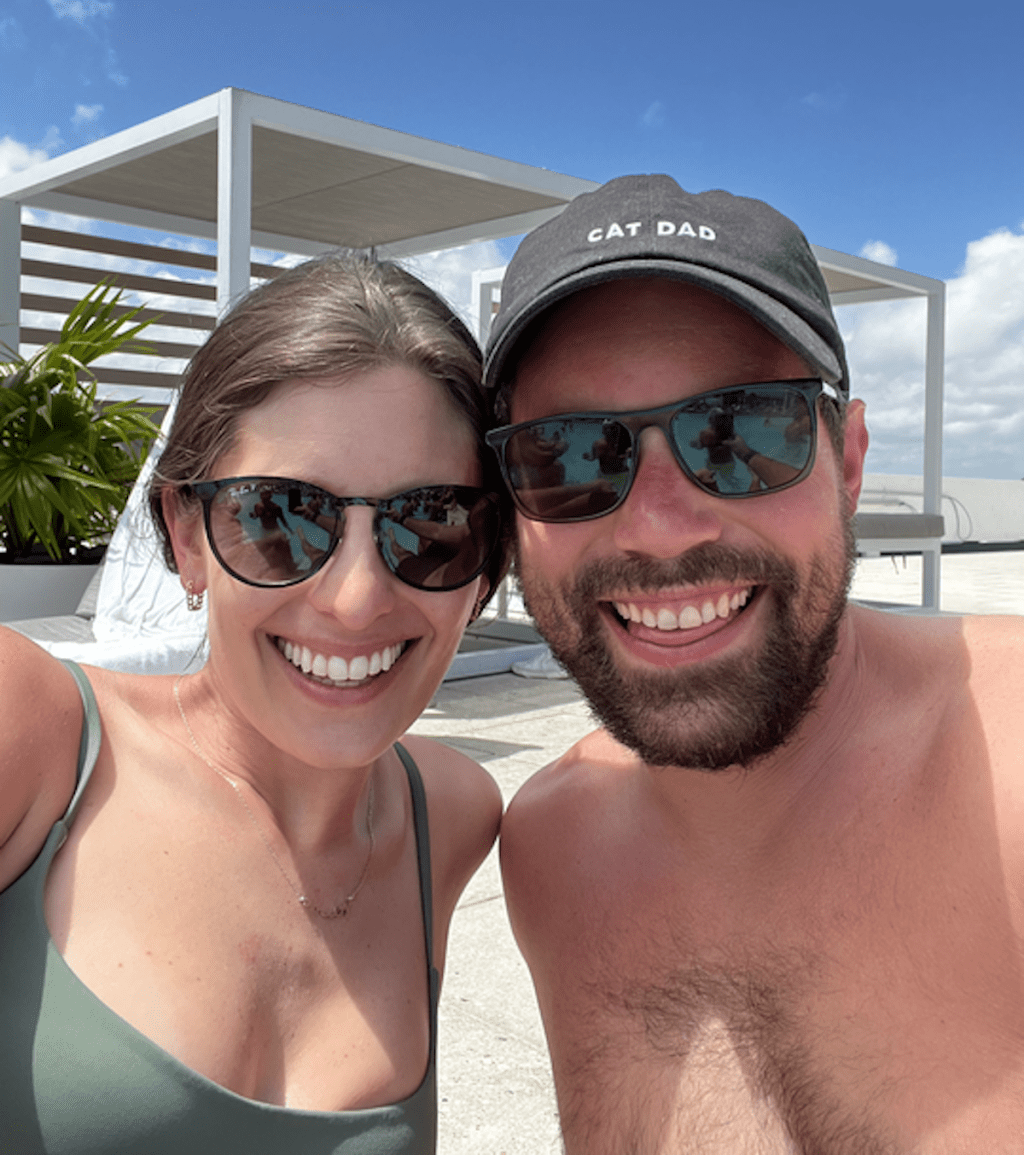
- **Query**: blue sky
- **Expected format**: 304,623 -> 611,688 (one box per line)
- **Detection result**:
1,0 -> 1023,478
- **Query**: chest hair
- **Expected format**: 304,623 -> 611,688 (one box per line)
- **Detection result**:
559,958 -> 901,1155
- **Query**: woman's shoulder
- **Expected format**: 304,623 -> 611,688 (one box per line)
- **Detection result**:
0,629 -> 88,888
396,734 -> 502,889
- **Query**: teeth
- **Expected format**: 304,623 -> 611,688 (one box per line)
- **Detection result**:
679,605 -> 703,628
614,587 -> 754,633
656,608 -> 678,631
278,639 -> 403,686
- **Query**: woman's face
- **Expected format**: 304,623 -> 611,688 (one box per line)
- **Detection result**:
171,365 -> 486,772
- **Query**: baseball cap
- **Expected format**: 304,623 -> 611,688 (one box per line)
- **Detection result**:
484,174 -> 849,398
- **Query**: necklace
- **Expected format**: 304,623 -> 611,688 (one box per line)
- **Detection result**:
173,675 -> 375,919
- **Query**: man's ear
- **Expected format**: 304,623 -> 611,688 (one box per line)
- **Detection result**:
840,400 -> 869,511
160,487 -> 207,592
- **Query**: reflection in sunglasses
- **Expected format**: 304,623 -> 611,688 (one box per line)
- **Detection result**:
195,477 -> 500,591
487,380 -> 829,521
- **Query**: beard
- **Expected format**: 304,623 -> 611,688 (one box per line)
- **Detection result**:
516,518 -> 856,771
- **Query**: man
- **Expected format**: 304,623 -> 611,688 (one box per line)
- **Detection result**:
485,175 -> 1024,1153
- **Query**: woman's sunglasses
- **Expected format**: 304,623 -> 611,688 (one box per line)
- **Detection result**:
187,477 -> 502,592
485,379 -> 839,523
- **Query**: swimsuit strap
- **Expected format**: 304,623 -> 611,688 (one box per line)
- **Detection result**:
393,741 -> 439,1021
59,660 -> 103,834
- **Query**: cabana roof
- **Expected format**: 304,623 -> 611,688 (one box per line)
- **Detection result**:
0,87 -> 593,260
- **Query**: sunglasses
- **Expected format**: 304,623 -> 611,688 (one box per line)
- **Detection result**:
188,477 -> 501,592
485,379 -> 838,523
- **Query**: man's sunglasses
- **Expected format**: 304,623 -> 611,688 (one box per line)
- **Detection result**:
485,379 -> 839,523
187,477 -> 502,592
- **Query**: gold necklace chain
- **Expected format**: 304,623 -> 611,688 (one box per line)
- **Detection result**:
173,675 -> 375,919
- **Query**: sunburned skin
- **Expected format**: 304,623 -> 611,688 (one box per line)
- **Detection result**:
274,635 -> 408,687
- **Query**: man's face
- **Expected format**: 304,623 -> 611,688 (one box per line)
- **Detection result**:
510,279 -> 867,770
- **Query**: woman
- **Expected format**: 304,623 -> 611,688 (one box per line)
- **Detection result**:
0,255 -> 510,1153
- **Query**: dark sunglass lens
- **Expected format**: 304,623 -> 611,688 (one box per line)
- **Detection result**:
378,488 -> 499,590
672,386 -> 814,495
208,481 -> 336,585
504,419 -> 630,520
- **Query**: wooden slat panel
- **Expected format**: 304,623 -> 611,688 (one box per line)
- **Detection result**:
22,225 -> 216,271
20,328 -> 201,360
21,259 -> 216,300
22,226 -> 283,281
20,293 -> 216,331
90,366 -> 181,389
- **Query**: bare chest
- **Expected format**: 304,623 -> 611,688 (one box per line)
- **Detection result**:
550,831 -> 1024,1154
43,782 -> 431,1112
558,929 -> 1024,1154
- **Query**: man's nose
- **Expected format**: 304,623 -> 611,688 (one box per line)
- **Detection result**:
609,428 -> 724,558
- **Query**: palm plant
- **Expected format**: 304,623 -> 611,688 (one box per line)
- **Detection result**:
0,281 -> 161,562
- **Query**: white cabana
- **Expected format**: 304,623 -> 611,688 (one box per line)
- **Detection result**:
0,86 -> 595,338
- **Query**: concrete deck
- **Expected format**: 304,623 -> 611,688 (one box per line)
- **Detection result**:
411,549 -> 1023,1152
412,672 -> 590,1153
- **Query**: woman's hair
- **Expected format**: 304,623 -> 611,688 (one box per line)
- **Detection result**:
150,252 -> 511,603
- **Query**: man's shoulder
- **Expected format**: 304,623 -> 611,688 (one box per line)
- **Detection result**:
959,611 -> 1024,659
500,728 -> 642,910
504,726 -> 640,833
957,613 -> 1024,731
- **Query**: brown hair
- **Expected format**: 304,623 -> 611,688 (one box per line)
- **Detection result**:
150,252 -> 511,601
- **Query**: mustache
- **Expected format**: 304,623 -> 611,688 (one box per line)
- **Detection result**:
565,543 -> 799,602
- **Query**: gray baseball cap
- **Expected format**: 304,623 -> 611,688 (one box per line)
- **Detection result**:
484,174 -> 848,398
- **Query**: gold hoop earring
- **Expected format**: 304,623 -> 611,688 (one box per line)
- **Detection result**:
185,580 -> 205,612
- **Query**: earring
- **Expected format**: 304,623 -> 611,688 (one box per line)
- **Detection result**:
185,580 -> 205,612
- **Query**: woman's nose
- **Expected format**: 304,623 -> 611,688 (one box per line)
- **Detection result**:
305,507 -> 398,625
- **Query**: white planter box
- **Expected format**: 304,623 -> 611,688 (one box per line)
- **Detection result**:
0,564 -> 101,623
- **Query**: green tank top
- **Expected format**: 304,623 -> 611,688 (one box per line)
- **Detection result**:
0,662 -> 439,1154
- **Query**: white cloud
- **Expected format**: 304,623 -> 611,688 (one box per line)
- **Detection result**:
0,136 -> 50,180
859,240 -> 898,267
1,16 -> 27,49
47,0 -> 113,22
641,101 -> 666,130
72,103 -> 103,127
38,125 -> 65,153
840,224 -> 1024,479
400,239 -> 505,334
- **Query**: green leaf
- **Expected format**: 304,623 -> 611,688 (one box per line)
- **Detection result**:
0,280 -> 161,560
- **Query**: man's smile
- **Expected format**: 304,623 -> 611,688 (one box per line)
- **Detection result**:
611,586 -> 754,633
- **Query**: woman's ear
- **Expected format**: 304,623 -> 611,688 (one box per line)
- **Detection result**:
468,574 -> 490,624
160,487 -> 206,592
